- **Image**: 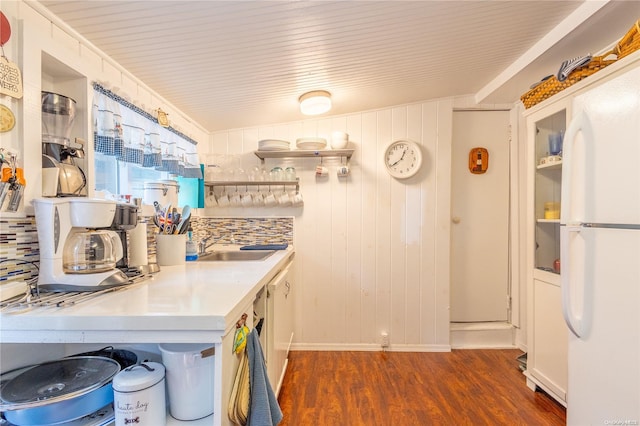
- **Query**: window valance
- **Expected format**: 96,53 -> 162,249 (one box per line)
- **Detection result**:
92,83 -> 202,179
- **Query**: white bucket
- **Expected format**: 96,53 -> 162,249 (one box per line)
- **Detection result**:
113,362 -> 166,426
158,343 -> 215,421
143,180 -> 179,207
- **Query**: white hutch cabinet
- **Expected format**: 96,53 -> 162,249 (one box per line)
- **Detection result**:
524,97 -> 570,406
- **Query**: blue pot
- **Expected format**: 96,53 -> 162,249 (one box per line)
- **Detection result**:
1,356 -> 120,426
3,382 -> 114,426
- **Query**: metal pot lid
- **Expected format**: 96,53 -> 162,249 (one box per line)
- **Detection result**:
0,356 -> 120,410
66,346 -> 139,370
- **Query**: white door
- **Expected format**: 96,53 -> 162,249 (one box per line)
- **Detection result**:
450,110 -> 510,322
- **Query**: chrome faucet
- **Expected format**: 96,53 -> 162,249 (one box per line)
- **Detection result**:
198,233 -> 236,255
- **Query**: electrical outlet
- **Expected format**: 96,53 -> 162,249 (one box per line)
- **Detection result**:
380,332 -> 389,347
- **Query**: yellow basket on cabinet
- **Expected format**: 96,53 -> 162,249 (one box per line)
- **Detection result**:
611,19 -> 640,60
520,18 -> 640,109
520,56 -> 616,109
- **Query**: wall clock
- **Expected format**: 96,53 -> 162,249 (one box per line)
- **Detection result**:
384,139 -> 422,179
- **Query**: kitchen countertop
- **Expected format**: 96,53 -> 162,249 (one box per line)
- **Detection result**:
0,246 -> 295,344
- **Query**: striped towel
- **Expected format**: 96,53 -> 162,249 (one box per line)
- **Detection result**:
557,54 -> 592,81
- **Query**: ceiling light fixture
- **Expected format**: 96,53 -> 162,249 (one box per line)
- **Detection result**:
299,90 -> 332,115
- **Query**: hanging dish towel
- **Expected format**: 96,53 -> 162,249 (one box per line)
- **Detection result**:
247,329 -> 283,426
228,349 -> 251,425
229,322 -> 251,425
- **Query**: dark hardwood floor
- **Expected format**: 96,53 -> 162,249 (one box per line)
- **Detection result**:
277,349 -> 566,426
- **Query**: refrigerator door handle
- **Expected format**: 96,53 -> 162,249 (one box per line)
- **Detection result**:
560,110 -> 594,225
561,224 -> 587,338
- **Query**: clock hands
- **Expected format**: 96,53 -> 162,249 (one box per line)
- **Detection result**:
390,148 -> 407,167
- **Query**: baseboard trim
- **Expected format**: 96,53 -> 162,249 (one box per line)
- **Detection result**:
290,343 -> 452,352
450,321 -> 514,331
450,321 -> 516,349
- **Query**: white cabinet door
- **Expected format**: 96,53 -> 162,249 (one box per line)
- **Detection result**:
529,278 -> 568,402
267,264 -> 294,396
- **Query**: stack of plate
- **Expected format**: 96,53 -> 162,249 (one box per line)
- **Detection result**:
296,137 -> 327,150
258,139 -> 290,151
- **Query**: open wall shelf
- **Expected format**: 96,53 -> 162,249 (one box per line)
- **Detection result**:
254,149 -> 354,162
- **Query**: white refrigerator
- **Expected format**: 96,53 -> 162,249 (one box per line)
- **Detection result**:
561,65 -> 640,425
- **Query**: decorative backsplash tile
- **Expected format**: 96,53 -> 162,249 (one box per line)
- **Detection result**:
188,217 -> 294,246
146,216 -> 293,263
1,215 -> 293,285
0,217 -> 39,283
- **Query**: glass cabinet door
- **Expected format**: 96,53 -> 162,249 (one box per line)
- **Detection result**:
534,109 -> 565,274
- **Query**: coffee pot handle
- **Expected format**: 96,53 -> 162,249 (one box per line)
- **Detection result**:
107,231 -> 123,263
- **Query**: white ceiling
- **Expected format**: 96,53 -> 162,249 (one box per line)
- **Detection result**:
37,1 -> 640,132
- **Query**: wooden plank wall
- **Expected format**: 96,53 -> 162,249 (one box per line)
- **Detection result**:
207,98 -> 453,350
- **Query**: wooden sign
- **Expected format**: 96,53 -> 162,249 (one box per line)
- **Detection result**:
0,12 -> 22,99
0,56 -> 23,99
469,147 -> 489,174
157,108 -> 169,127
0,104 -> 15,132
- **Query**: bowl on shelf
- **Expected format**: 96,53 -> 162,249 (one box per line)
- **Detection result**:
330,131 -> 349,149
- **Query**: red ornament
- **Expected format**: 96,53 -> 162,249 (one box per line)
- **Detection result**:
0,12 -> 11,46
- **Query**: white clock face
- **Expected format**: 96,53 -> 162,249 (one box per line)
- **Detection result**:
384,140 -> 422,179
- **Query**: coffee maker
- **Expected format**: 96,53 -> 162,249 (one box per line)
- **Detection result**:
32,198 -> 129,291
41,91 -> 87,197
110,203 -> 139,273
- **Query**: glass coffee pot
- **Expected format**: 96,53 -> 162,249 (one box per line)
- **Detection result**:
63,230 -> 122,273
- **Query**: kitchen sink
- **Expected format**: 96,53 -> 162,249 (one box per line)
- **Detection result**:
196,250 -> 276,262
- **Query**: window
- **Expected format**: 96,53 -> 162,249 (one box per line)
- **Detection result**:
94,153 -> 169,199
92,83 -> 202,204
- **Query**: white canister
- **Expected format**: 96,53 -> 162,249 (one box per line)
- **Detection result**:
128,222 -> 149,267
158,343 -> 215,421
143,180 -> 179,207
113,362 -> 166,426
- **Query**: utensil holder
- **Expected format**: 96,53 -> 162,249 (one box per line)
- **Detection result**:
156,234 -> 186,266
